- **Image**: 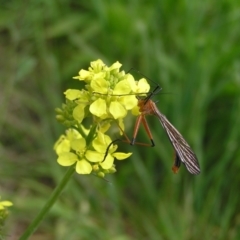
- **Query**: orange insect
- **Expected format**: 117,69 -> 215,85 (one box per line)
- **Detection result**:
103,85 -> 200,174
130,86 -> 200,174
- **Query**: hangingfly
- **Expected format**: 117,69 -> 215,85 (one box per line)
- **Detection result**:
131,86 -> 200,175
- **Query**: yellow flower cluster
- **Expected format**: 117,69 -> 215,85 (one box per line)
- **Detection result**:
54,59 -> 150,177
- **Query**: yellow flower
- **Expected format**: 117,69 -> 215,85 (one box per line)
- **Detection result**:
55,59 -> 152,176
72,59 -> 150,121
55,129 -> 93,174
0,198 -> 13,210
91,132 -> 132,170
54,129 -> 131,175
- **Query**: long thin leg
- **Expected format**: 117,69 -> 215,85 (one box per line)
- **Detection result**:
141,116 -> 155,147
117,120 -> 153,147
131,114 -> 155,146
131,114 -> 143,145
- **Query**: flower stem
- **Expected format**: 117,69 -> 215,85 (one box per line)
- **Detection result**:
19,165 -> 75,240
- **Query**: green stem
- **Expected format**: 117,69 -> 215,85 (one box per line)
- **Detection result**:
19,165 -> 75,240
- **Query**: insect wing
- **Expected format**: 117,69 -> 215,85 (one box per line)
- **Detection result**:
153,106 -> 200,174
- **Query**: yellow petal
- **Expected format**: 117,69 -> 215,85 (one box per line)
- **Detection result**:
71,138 -> 86,151
90,59 -> 105,71
109,101 -> 127,119
113,79 -> 131,95
119,95 -> 138,110
92,139 -> 107,153
100,154 -> 114,169
64,89 -> 82,100
74,69 -> 92,81
98,121 -> 111,133
127,75 -> 150,94
54,137 -> 70,155
73,104 -> 85,123
126,74 -> 136,90
90,78 -> 109,94
112,152 -> 132,160
66,129 -> 82,141
135,78 -> 150,93
92,132 -> 109,153
92,72 -> 106,81
76,160 -> 92,174
0,201 -> 13,208
89,99 -> 107,117
108,61 -> 122,71
131,105 -> 140,116
57,152 -> 78,166
85,150 -> 104,162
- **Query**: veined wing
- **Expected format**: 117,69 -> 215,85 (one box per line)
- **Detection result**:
152,105 -> 200,174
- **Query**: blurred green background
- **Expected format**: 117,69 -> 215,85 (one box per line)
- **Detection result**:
1,0 -> 240,239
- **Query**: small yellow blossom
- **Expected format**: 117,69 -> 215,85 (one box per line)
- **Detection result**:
92,132 -> 132,169
54,129 -> 131,175
0,198 -> 13,210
